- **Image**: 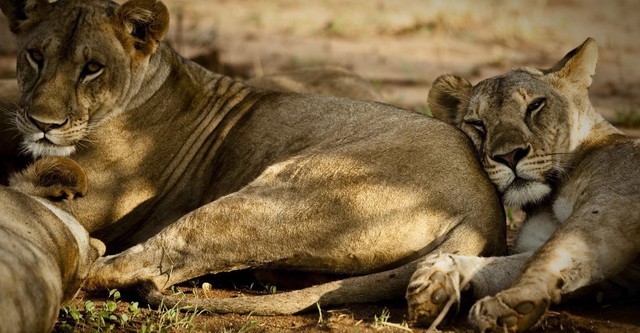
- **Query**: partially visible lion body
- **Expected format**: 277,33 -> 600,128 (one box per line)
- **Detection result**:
2,0 -> 505,314
406,39 -> 640,332
0,78 -> 29,185
246,66 -> 383,102
0,157 -> 104,333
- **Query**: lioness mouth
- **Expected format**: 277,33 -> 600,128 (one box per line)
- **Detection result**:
509,177 -> 531,189
36,137 -> 56,145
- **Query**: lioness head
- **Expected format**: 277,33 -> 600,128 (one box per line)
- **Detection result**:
429,39 -> 602,208
0,0 -> 169,157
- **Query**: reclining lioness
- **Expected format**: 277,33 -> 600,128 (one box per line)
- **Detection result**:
1,0 -> 506,313
406,38 -> 640,332
1,157 -> 104,333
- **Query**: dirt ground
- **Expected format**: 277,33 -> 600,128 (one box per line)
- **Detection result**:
0,0 -> 639,332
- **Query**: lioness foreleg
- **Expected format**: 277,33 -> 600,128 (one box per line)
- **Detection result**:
406,252 -> 530,328
469,209 -> 639,332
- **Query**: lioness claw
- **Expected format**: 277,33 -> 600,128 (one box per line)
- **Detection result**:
406,254 -> 464,327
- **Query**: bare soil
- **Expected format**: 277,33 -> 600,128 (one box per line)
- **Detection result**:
1,1 -> 639,332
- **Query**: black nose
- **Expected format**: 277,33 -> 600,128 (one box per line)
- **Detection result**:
492,146 -> 530,170
29,116 -> 67,132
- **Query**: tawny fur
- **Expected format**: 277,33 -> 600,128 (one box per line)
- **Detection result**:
1,0 -> 506,315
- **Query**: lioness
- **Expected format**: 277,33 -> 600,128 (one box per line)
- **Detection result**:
406,38 -> 640,332
1,157 -> 104,333
0,0 -> 505,313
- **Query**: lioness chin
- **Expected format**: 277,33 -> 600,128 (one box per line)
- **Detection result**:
0,157 -> 104,333
1,0 -> 505,316
406,38 -> 640,332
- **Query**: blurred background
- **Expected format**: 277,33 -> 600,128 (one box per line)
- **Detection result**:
1,0 -> 638,131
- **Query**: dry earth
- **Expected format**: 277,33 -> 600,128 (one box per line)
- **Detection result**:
0,0 -> 639,332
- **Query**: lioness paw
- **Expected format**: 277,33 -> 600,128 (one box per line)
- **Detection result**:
469,287 -> 549,332
406,254 -> 466,328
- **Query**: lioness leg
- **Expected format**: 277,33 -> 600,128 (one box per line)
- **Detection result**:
130,223 -> 496,315
86,177 -> 499,294
407,210 -> 559,327
469,209 -> 640,333
406,252 -> 530,327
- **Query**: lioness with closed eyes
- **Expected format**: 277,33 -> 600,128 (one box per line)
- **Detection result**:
406,38 -> 640,332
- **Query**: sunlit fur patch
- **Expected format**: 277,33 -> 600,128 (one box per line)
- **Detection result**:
502,181 -> 551,207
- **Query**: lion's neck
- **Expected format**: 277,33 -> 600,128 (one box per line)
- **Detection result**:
77,43 -> 266,242
126,46 -> 174,111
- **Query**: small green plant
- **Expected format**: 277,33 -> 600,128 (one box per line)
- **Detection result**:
417,104 -> 432,117
506,206 -> 517,230
265,284 -> 277,294
372,308 -> 412,331
373,308 -> 391,327
140,300 -> 205,333
56,289 -> 143,332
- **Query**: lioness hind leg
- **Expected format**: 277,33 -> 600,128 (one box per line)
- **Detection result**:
407,252 -> 530,328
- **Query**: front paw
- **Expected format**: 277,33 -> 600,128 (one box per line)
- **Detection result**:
406,254 -> 466,327
469,287 -> 549,332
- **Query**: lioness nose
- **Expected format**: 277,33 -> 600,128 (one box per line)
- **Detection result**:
29,116 -> 68,132
492,146 -> 530,170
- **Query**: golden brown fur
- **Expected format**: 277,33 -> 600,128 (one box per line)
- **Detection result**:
406,39 -> 640,332
1,0 -> 506,314
0,157 -> 104,333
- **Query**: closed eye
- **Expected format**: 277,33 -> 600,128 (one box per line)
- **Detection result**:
26,49 -> 44,70
526,97 -> 546,115
464,119 -> 486,135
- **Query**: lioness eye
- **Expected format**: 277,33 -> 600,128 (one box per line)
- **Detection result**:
526,97 -> 546,114
80,62 -> 105,81
465,120 -> 486,135
26,49 -> 44,69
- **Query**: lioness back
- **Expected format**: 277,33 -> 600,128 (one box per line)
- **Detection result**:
246,66 -> 382,102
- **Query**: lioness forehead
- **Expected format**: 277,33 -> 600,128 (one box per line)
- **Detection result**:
470,69 -> 552,108
19,0 -> 116,36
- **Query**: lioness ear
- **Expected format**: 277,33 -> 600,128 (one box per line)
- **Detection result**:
10,157 -> 88,201
428,74 -> 472,127
545,38 -> 598,89
0,0 -> 50,33
116,0 -> 170,55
